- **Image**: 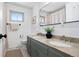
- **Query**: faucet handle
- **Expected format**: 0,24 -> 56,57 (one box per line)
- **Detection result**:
61,35 -> 66,40
60,35 -> 67,42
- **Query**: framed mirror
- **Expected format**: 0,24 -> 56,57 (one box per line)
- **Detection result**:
39,2 -> 66,26
39,2 -> 79,26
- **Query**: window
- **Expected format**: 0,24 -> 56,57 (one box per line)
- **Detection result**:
10,10 -> 24,22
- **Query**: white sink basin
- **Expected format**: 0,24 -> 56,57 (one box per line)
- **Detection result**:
49,41 -> 72,48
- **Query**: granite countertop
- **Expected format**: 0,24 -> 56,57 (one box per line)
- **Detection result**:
28,35 -> 79,57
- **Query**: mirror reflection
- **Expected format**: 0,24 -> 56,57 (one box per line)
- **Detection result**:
39,2 -> 79,26
39,2 -> 66,25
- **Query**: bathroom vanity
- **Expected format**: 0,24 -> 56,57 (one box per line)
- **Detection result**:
26,35 -> 79,57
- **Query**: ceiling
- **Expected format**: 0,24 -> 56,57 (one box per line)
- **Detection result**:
41,2 -> 66,13
6,2 -> 41,8
6,2 -> 66,12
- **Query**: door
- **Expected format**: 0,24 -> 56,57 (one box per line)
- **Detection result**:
0,3 -> 7,57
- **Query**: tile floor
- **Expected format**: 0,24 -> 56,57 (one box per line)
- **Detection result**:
5,49 -> 23,57
5,43 -> 30,57
20,45 -> 30,57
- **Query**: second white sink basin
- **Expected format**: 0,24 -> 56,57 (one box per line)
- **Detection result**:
49,41 -> 72,48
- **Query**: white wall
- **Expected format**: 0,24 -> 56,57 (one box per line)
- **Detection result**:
31,3 -> 40,34
6,3 -> 32,49
31,3 -> 50,34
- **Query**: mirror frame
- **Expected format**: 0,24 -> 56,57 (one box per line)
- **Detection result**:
39,2 -> 79,26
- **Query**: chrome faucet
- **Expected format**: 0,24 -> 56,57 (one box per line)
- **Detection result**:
61,35 -> 66,42
61,35 -> 71,43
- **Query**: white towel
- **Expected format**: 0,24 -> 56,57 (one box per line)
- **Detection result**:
10,23 -> 19,31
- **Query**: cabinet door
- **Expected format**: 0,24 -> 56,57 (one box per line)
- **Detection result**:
48,48 -> 62,57
27,36 -> 31,55
48,47 -> 71,57
35,41 -> 48,57
31,39 -> 48,57
31,43 -> 38,57
31,39 -> 39,57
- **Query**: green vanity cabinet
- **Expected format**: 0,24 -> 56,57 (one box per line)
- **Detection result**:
30,39 -> 48,57
47,47 -> 71,57
27,36 -> 72,57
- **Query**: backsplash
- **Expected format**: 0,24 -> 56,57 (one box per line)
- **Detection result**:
36,33 -> 79,43
39,22 -> 79,38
